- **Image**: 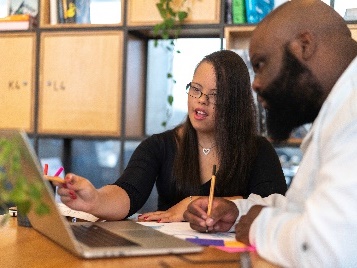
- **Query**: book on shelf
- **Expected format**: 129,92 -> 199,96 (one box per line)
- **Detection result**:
245,0 -> 274,24
50,0 -> 58,24
75,0 -> 90,24
58,0 -> 76,24
9,0 -> 38,17
0,13 -> 37,31
0,0 -> 10,18
225,0 -> 233,24
232,0 -> 246,24
54,0 -> 90,24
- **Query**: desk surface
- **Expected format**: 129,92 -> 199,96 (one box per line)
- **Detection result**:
0,216 -> 277,268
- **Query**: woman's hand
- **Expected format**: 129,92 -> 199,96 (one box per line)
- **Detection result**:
54,173 -> 99,213
183,197 -> 238,233
138,196 -> 193,222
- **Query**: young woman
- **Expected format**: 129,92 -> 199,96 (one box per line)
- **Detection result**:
55,50 -> 287,222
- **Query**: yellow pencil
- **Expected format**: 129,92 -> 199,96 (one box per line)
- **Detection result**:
207,164 -> 217,217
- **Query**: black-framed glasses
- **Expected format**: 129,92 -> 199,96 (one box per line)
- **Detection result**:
186,82 -> 217,104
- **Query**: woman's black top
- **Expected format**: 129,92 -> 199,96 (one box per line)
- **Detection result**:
113,130 -> 287,217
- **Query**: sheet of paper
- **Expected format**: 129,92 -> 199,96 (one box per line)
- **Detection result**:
138,221 -> 236,240
138,221 -> 255,252
57,202 -> 99,222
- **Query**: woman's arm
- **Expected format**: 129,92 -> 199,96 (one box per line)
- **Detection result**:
113,132 -> 174,217
138,195 -> 243,222
56,174 -> 130,220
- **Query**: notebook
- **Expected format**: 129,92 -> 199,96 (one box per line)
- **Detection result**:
1,129 -> 203,258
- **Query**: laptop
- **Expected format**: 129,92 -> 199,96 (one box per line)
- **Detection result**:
1,129 -> 203,258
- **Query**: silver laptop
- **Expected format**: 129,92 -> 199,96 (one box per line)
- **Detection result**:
1,130 -> 202,258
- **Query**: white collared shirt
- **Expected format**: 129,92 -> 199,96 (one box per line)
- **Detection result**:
232,56 -> 357,267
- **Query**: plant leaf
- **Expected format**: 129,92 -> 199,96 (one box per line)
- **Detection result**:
178,11 -> 188,21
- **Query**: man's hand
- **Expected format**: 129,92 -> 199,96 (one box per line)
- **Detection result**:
235,205 -> 264,245
183,197 -> 238,232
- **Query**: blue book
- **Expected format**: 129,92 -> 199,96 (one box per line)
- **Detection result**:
57,0 -> 65,23
75,0 -> 91,24
245,0 -> 274,24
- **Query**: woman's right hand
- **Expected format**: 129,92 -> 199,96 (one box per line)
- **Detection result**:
183,197 -> 238,233
54,173 -> 98,213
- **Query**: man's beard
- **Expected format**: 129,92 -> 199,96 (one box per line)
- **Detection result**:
259,45 -> 326,142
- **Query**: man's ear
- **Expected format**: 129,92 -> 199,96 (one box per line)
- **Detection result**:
289,31 -> 316,61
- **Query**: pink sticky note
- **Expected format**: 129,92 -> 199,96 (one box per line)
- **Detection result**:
215,245 -> 256,253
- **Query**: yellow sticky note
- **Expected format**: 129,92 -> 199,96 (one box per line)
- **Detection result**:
224,241 -> 248,248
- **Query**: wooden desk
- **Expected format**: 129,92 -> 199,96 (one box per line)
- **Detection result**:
0,216 -> 277,268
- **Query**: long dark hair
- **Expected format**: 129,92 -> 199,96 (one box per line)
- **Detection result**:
173,50 -> 258,199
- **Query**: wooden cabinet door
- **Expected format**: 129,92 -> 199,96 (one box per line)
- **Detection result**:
39,31 -> 123,136
127,0 -> 221,26
0,33 -> 35,132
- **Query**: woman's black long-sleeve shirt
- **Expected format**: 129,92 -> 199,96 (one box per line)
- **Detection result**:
113,130 -> 287,217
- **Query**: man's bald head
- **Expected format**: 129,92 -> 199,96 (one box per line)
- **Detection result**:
250,0 -> 357,95
248,0 -> 357,142
253,0 -> 350,45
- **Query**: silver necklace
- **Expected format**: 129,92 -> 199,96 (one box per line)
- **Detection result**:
198,143 -> 216,155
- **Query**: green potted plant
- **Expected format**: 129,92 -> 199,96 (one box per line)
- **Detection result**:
153,0 -> 189,127
0,136 -> 49,226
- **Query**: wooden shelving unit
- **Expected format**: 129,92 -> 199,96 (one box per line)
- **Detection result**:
0,0 -> 223,178
0,0 -> 355,183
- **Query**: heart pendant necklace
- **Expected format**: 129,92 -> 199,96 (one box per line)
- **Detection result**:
199,143 -> 216,155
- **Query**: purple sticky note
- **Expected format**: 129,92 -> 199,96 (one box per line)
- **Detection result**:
186,238 -> 225,246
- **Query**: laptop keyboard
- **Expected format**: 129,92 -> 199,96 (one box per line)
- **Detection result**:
71,225 -> 138,247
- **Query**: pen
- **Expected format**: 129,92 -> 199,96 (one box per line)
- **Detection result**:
207,164 -> 217,217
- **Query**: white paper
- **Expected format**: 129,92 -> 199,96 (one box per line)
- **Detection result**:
57,202 -> 99,222
138,221 -> 236,241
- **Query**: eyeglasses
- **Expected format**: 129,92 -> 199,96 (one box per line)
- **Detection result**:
186,82 -> 217,104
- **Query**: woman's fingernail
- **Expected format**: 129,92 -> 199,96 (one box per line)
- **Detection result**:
207,218 -> 214,225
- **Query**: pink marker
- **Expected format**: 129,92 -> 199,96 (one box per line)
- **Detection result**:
54,167 -> 64,177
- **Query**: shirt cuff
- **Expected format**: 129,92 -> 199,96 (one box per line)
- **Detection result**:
227,194 -> 272,233
228,198 -> 248,232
